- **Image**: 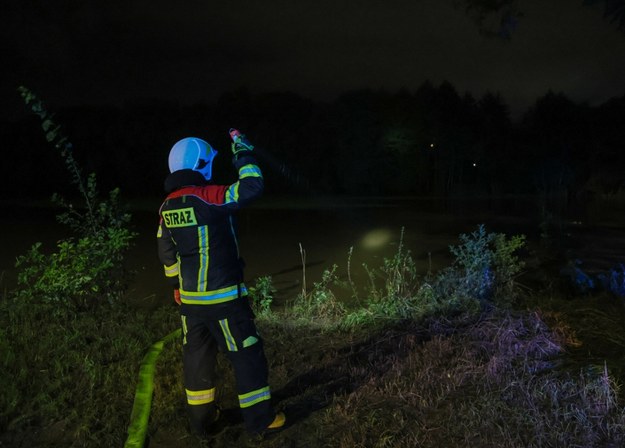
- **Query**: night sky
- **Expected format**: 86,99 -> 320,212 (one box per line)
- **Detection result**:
2,0 -> 625,121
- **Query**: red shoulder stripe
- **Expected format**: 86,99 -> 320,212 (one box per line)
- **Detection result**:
165,185 -> 228,205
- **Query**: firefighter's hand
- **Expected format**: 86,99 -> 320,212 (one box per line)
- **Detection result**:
229,128 -> 254,159
173,288 -> 181,305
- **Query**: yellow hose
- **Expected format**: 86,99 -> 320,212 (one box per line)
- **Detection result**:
124,328 -> 181,448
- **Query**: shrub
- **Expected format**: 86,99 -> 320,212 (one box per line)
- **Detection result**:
342,225 -> 526,328
14,87 -> 135,310
434,224 -> 525,309
15,226 -> 134,310
249,275 -> 277,317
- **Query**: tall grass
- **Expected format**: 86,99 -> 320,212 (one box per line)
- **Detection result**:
251,225 -> 527,331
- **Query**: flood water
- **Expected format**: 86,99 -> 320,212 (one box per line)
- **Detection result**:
2,196 -> 625,308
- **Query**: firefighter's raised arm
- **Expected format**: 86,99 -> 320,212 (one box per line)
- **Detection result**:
223,128 -> 263,207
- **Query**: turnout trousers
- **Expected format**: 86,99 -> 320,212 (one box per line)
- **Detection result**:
180,305 -> 275,435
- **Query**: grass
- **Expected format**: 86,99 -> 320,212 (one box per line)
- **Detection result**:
10,87 -> 622,446
146,307 -> 625,447
2,226 -> 625,447
0,299 -> 179,447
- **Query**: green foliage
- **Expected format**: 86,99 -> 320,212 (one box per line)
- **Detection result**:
15,227 -> 134,309
291,264 -> 346,324
249,225 -> 528,331
346,229 -> 424,327
14,87 -> 136,310
249,276 -> 276,317
264,225 -> 527,331
434,224 -> 525,308
19,86 -> 91,218
366,228 -> 421,303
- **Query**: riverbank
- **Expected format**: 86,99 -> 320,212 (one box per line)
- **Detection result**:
3,222 -> 625,447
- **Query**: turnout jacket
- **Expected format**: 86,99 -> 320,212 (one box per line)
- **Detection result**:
157,154 -> 263,318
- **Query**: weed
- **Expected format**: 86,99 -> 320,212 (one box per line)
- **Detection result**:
249,276 -> 276,317
292,264 -> 346,326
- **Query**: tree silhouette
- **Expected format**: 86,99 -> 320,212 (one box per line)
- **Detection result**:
584,0 -> 625,30
458,0 -> 625,37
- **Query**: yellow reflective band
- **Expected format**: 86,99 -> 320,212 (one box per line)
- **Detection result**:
164,263 -> 179,278
181,315 -> 188,346
219,319 -> 238,352
238,386 -> 271,408
180,284 -> 247,305
186,387 -> 216,405
239,164 -> 262,179
156,225 -> 163,238
242,336 -> 258,348
197,226 -> 209,291
225,183 -> 240,203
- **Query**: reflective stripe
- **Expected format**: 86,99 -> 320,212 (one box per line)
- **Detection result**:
186,388 -> 216,405
181,315 -> 188,346
238,386 -> 271,408
242,336 -> 258,348
180,284 -> 247,305
239,164 -> 262,179
219,319 -> 237,352
164,263 -> 179,278
225,183 -> 240,203
197,226 -> 209,291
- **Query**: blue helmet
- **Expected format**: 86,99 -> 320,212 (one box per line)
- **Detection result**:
168,137 -> 218,180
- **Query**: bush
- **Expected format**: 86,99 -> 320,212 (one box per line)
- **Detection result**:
434,224 -> 525,309
249,275 -> 277,317
341,225 -> 526,328
14,192 -> 135,310
13,87 -> 135,311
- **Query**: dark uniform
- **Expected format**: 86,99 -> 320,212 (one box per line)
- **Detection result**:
157,153 -> 275,435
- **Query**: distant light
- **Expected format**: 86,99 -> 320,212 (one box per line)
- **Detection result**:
361,229 -> 393,250
472,162 -> 477,167
429,143 -> 435,149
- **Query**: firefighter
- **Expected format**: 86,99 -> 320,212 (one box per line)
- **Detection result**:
157,130 -> 285,437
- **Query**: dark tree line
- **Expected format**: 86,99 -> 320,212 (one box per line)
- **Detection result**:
2,82 -> 625,208
458,0 -> 625,39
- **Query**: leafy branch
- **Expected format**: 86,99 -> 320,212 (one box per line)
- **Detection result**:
15,86 -> 135,309
18,85 -> 99,235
